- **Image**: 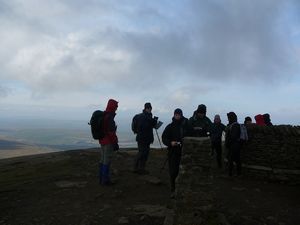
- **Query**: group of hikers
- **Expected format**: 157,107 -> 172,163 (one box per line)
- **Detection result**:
96,99 -> 273,197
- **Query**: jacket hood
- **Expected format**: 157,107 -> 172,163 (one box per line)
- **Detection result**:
105,99 -> 118,112
263,113 -> 271,124
255,114 -> 265,125
227,112 -> 237,124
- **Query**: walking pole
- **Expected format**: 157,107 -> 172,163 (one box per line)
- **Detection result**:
155,128 -> 168,172
155,128 -> 164,151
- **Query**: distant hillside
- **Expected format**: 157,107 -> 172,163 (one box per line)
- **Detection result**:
0,136 -> 59,159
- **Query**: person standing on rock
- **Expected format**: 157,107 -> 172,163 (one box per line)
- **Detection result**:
225,112 -> 242,176
132,102 -> 158,175
188,104 -> 212,137
162,108 -> 189,198
210,114 -> 226,168
99,99 -> 119,185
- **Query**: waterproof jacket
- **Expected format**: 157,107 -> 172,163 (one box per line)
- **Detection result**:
99,99 -> 118,145
188,111 -> 212,137
255,114 -> 266,126
210,122 -> 226,143
162,117 -> 189,149
135,110 -> 157,145
263,114 -> 273,126
225,122 -> 241,150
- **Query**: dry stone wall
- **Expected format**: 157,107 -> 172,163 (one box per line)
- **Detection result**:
241,125 -> 300,182
174,137 -> 214,225
173,126 -> 300,224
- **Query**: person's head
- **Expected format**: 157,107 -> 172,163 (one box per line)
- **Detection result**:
196,104 -> 206,118
144,102 -> 152,113
214,114 -> 221,123
263,113 -> 271,123
244,116 -> 252,125
227,111 -> 237,124
174,108 -> 183,121
106,99 -> 118,112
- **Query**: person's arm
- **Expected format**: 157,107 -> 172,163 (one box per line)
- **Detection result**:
151,116 -> 158,128
162,124 -> 172,147
187,117 -> 195,136
107,115 -> 118,144
207,118 -> 213,136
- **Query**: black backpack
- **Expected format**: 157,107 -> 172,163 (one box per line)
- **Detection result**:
131,114 -> 141,134
89,110 -> 105,140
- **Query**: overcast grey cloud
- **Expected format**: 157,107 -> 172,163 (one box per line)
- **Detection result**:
0,86 -> 8,97
0,0 -> 299,124
1,0 -> 299,95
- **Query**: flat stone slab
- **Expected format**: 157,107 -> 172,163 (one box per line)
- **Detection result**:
139,175 -> 162,185
55,181 -> 87,188
133,204 -> 166,217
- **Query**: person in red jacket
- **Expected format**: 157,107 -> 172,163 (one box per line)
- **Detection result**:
254,114 -> 266,126
99,99 -> 119,185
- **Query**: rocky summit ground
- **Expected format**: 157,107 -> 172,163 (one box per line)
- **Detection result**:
0,148 -> 299,225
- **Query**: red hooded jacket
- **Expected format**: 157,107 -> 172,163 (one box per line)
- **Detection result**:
99,99 -> 118,145
254,114 -> 266,126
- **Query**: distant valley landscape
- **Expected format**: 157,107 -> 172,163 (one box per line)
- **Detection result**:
0,118 -> 162,159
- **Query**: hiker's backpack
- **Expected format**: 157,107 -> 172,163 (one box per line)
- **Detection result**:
239,124 -> 248,142
89,110 -> 105,140
131,114 -> 141,134
229,122 -> 249,142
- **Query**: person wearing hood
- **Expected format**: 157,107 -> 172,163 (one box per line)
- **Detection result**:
133,102 -> 158,175
99,99 -> 119,185
244,116 -> 252,125
255,114 -> 266,126
188,104 -> 212,137
210,114 -> 226,168
263,113 -> 273,126
162,108 -> 189,198
225,112 -> 242,176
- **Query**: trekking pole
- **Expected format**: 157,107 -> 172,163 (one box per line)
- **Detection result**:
155,128 -> 164,151
155,128 -> 168,172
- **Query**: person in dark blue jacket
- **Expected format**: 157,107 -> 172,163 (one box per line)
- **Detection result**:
162,108 -> 189,198
132,102 -> 158,174
225,112 -> 242,176
210,114 -> 226,168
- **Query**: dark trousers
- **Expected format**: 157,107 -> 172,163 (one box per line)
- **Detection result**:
134,142 -> 150,171
228,146 -> 241,176
168,147 -> 182,192
212,141 -> 222,168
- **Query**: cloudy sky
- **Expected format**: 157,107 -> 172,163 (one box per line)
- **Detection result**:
1,0 -> 300,125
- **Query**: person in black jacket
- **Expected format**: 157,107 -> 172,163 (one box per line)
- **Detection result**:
263,113 -> 273,126
210,114 -> 226,168
225,112 -> 242,176
133,102 -> 158,174
162,108 -> 189,198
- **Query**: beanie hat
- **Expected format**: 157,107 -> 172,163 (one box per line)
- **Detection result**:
174,108 -> 183,116
144,102 -> 152,109
197,104 -> 206,113
227,111 -> 237,123
214,114 -> 221,121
